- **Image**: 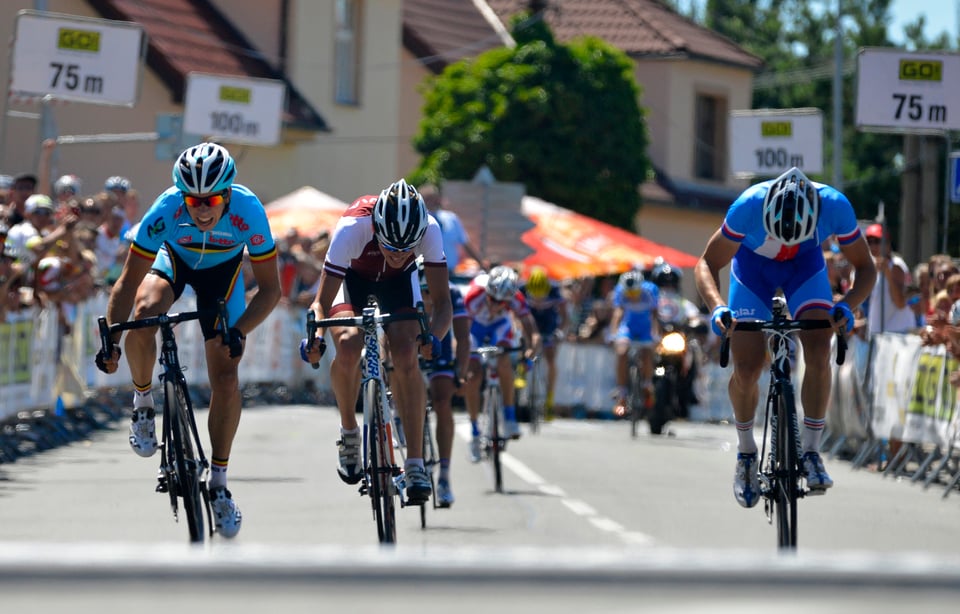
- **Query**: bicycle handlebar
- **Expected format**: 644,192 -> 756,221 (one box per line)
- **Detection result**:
98,299 -> 230,360
718,309 -> 847,368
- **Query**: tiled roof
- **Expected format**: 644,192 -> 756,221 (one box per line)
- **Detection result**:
484,0 -> 763,70
403,0 -> 508,73
86,0 -> 328,131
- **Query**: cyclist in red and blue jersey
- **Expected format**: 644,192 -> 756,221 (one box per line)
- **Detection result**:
521,266 -> 568,419
299,179 -> 452,506
695,167 -> 875,508
462,265 -> 542,458
95,143 -> 282,538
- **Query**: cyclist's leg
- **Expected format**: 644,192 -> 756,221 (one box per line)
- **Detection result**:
385,318 -> 426,462
543,342 -> 557,414
613,336 -> 630,407
430,373 -> 456,505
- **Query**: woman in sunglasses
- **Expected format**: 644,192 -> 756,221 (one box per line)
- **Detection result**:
299,178 -> 453,506
94,142 -> 281,539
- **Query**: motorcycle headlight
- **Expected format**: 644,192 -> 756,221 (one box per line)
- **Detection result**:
659,331 -> 686,355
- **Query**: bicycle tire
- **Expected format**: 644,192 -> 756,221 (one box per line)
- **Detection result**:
528,360 -> 541,434
774,383 -> 799,549
166,379 -> 205,544
421,405 -> 438,528
486,383 -> 504,493
628,361 -> 642,438
366,380 -> 397,544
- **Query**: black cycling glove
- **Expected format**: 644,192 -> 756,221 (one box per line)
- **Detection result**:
226,327 -> 245,359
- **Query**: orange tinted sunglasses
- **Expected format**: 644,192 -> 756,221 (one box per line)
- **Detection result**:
183,191 -> 227,208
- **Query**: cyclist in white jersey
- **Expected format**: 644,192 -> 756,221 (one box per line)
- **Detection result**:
299,178 -> 452,505
95,143 -> 282,538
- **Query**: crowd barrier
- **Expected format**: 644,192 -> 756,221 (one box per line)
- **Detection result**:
2,292 -> 958,463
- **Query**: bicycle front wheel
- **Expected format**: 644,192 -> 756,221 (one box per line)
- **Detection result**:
366,380 -> 397,544
773,383 -> 799,550
482,383 -> 504,493
166,379 -> 205,544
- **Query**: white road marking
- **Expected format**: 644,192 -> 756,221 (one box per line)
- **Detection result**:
456,422 -> 655,546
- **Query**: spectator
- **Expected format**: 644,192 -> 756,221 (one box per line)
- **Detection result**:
7,194 -> 58,265
419,183 -> 486,276
864,223 -> 913,335
0,243 -> 28,320
95,205 -> 128,285
0,174 -> 13,210
7,172 -> 38,226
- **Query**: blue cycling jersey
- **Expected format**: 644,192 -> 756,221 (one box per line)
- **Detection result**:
131,184 -> 277,268
612,280 -> 659,341
721,180 -> 861,261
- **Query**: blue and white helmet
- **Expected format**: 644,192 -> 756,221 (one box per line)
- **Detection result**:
762,167 -> 819,247
172,142 -> 236,195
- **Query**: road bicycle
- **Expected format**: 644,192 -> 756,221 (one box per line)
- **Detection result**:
622,342 -> 654,439
473,345 -> 524,493
516,355 -> 543,434
97,300 -> 231,544
719,297 -> 846,550
307,298 -> 428,545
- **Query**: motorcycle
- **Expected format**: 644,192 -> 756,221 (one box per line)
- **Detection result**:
648,296 -> 704,434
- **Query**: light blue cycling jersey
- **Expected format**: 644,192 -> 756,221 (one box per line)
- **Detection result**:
721,179 -> 861,319
130,184 -> 277,268
612,280 -> 659,342
721,180 -> 860,261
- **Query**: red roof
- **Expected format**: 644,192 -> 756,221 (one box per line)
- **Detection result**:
86,0 -> 327,131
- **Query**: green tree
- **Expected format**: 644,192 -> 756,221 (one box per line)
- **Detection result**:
412,15 -> 650,229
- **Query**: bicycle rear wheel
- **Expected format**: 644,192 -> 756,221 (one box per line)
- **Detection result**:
366,380 -> 397,544
166,379 -> 205,544
773,384 -> 799,549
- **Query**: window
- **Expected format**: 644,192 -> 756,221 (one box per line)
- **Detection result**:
335,0 -> 361,104
694,93 -> 727,181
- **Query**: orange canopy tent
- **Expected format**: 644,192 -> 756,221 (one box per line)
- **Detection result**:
518,195 -> 699,280
263,186 -> 348,238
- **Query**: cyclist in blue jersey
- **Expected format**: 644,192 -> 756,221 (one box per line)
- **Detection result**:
94,143 -> 282,538
694,167 -> 875,508
521,266 -> 568,419
609,270 -> 660,416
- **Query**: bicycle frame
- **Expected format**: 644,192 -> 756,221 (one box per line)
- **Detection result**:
474,346 -> 509,493
97,300 -> 230,544
719,297 -> 846,551
308,299 -> 427,545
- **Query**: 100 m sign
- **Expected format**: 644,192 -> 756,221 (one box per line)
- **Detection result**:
208,112 -> 260,137
754,147 -> 805,170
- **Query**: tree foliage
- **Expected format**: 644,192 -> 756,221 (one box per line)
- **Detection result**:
411,14 -> 650,229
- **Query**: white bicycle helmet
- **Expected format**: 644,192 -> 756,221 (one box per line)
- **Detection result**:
486,265 -> 519,301
762,167 -> 819,247
618,270 -> 643,292
54,174 -> 82,196
172,143 -> 236,195
372,178 -> 428,250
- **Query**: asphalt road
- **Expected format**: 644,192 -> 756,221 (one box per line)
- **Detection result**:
2,404 -> 960,612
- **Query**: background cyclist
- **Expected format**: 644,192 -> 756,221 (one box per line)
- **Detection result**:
609,269 -> 660,417
299,179 -> 452,505
94,143 -> 282,538
650,260 -> 703,416
417,257 -> 472,507
694,166 -> 875,508
521,265 -> 568,420
462,265 -> 542,459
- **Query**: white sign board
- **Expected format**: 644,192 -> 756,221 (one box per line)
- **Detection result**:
729,109 -> 823,175
9,11 -> 145,106
856,47 -> 960,132
183,73 -> 285,146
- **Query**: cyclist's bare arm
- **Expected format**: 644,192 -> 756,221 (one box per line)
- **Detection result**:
694,229 -> 740,315
106,250 -> 154,338
309,270 -> 342,322
836,235 -> 877,312
233,256 -> 281,336
519,312 -> 542,356
423,264 -> 453,341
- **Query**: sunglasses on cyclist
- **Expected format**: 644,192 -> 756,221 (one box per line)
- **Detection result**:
379,240 -> 414,254
182,191 -> 227,208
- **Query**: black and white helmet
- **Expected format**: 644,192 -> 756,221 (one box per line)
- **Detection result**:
172,143 -> 237,195
762,167 -> 819,247
486,265 -> 519,301
372,178 -> 428,250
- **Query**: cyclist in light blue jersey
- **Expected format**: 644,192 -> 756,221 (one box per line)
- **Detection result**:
95,143 -> 281,538
609,270 -> 660,416
695,167 -> 875,509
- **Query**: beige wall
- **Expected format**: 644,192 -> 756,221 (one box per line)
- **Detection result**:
210,0 -> 282,71
635,58 -> 753,188
397,49 -> 431,179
